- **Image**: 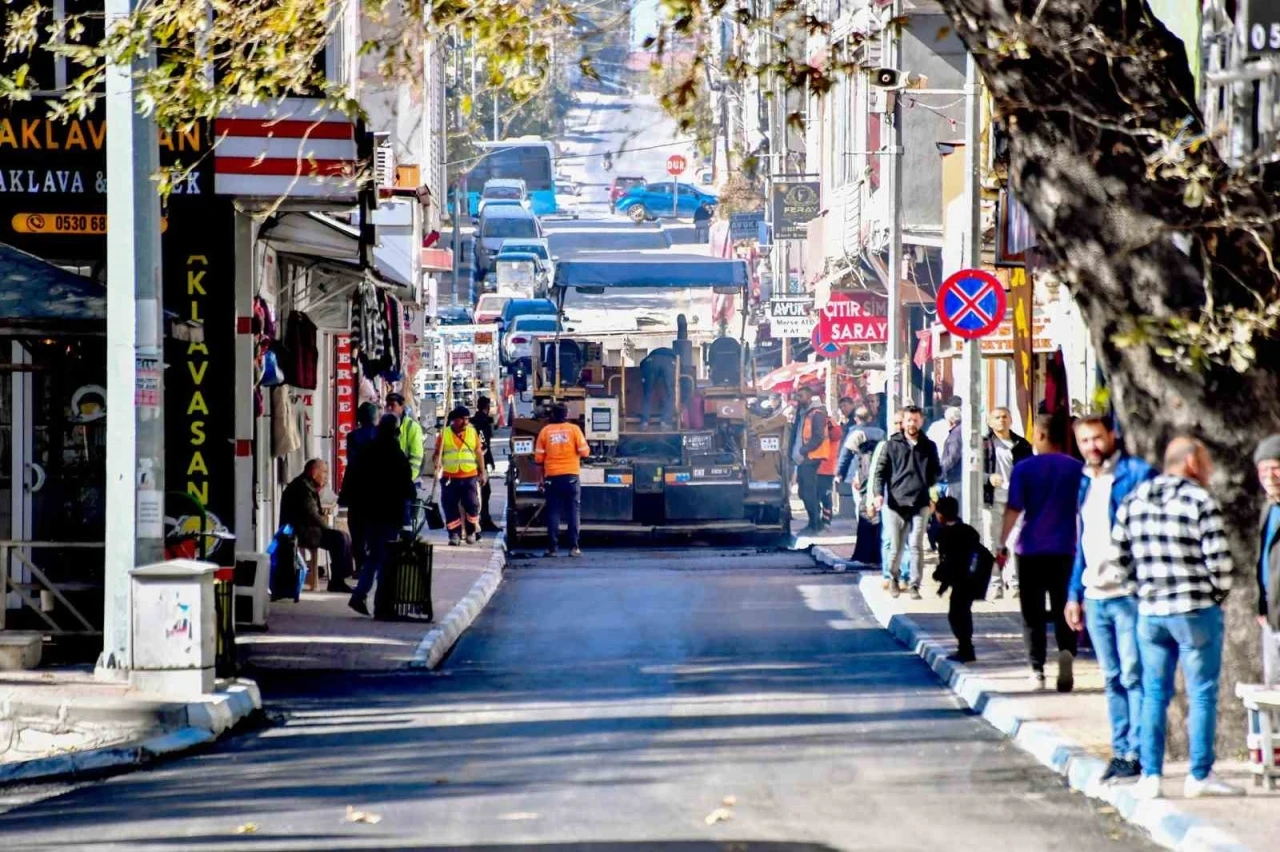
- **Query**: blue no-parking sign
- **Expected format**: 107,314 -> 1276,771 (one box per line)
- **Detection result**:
937,269 -> 1007,340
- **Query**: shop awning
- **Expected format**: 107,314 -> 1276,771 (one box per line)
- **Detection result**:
0,243 -> 105,327
757,360 -> 827,395
553,254 -> 748,290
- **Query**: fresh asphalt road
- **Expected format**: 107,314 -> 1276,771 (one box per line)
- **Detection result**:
0,548 -> 1155,851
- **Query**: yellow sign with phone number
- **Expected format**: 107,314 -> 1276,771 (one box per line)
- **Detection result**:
11,213 -> 168,235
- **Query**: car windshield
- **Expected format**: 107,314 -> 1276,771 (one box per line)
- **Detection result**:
617,177 -> 644,189
501,244 -> 548,259
483,217 -> 538,239
476,297 -> 510,315
514,318 -> 558,332
484,186 -> 523,199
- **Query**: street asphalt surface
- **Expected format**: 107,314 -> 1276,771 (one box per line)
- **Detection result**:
0,546 -> 1156,851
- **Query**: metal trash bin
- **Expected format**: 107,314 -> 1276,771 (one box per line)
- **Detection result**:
374,538 -> 434,622
213,566 -> 237,677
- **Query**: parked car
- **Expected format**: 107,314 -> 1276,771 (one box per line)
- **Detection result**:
608,175 -> 646,213
502,314 -> 560,364
555,177 -> 581,196
474,206 -> 543,281
477,178 -> 529,217
499,297 -> 558,329
474,294 -> 511,324
616,182 -> 717,223
436,305 -> 473,326
493,251 -> 551,298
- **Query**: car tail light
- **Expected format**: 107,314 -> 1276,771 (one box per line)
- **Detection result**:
509,336 -> 529,345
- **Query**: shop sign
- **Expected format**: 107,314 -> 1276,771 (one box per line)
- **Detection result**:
818,291 -> 888,345
729,211 -> 764,242
333,334 -> 356,489
771,181 -> 820,240
767,295 -> 815,338
944,315 -> 1053,356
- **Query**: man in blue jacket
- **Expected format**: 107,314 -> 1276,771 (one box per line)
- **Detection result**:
1064,414 -> 1156,783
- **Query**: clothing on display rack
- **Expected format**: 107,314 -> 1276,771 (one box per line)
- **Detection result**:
271,385 -> 301,457
283,310 -> 319,390
349,281 -> 404,381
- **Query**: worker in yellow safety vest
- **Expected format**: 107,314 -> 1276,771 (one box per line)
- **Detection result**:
432,405 -> 487,545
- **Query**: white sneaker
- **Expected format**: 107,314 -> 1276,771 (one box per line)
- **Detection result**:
1184,772 -> 1246,798
1131,774 -> 1162,800
1029,670 -> 1046,690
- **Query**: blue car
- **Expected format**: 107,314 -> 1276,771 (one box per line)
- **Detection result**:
616,181 -> 717,222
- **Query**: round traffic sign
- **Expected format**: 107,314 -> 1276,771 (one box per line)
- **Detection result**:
811,324 -> 843,359
666,154 -> 687,175
937,269 -> 1007,340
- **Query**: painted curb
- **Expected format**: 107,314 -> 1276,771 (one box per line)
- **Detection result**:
848,571 -> 1253,852
0,677 -> 262,788
409,537 -> 506,669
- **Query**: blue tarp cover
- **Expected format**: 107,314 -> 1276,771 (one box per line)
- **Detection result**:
553,253 -> 747,289
0,243 -> 105,323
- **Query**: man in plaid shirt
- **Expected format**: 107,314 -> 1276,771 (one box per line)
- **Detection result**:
1111,437 -> 1243,800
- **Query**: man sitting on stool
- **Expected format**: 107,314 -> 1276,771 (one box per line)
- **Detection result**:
640,347 -> 678,430
280,459 -> 353,593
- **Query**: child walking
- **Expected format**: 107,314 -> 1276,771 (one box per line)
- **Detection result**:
932,496 -> 994,663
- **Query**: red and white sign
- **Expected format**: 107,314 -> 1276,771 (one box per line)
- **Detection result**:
214,98 -> 359,199
333,334 -> 356,490
666,154 -> 687,175
816,291 -> 889,347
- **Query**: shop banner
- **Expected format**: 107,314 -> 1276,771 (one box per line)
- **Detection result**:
818,291 -> 888,346
771,181 -> 820,240
767,295 -> 816,338
1009,267 -> 1036,432
729,211 -> 764,242
334,334 -> 356,489
0,98 -> 238,563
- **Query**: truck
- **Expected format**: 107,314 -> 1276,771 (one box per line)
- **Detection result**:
504,253 -> 791,547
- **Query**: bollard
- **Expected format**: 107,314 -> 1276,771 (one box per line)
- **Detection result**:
130,559 -> 217,695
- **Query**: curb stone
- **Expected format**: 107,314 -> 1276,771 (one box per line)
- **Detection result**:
410,536 -> 506,669
0,677 -> 262,788
845,569 -> 1253,852
810,545 -> 849,571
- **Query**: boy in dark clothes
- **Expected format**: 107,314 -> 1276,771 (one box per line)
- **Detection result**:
933,496 -> 994,663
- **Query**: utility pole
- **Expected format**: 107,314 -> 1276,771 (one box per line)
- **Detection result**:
960,54 -> 984,525
883,3 -> 905,414
99,0 -> 166,677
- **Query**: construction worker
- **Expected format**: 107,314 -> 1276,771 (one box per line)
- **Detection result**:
534,402 -> 590,557
386,392 -> 425,481
791,385 -> 831,534
816,412 -> 842,527
431,405 -> 487,545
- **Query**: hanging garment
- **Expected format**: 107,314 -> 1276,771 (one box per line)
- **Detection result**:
271,385 -> 301,458
283,310 -> 319,390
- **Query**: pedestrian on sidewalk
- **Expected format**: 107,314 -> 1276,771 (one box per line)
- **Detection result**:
344,401 -> 380,576
837,402 -> 885,512
982,407 -> 1032,599
927,395 -> 960,450
1115,437 -> 1244,800
873,404 -> 940,599
939,406 -> 964,505
472,396 -> 503,533
1064,414 -> 1156,783
344,415 -> 416,616
791,386 -> 832,534
858,408 -> 902,573
693,201 -> 712,243
281,459 -> 355,593
386,392 -> 425,481
998,413 -> 1083,691
432,405 -> 487,546
1255,434 -> 1280,685
933,496 -> 994,663
535,402 -> 590,557
816,413 -> 842,527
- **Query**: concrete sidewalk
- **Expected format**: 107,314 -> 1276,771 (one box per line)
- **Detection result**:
813,545 -> 1276,852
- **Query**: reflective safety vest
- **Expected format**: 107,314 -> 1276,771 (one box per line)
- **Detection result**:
817,418 -> 841,476
441,425 -> 480,478
801,410 -> 832,461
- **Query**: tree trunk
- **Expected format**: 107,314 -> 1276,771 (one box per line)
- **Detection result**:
933,0 -> 1280,756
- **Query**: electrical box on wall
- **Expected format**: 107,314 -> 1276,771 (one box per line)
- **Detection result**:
584,398 -> 619,442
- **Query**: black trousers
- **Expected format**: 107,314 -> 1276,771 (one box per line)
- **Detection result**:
1016,554 -> 1078,669
480,478 -> 495,527
797,461 -> 822,529
949,586 -> 975,654
817,473 -> 835,522
317,527 -> 353,585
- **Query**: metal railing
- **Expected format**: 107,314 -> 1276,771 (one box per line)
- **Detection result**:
0,540 -> 104,635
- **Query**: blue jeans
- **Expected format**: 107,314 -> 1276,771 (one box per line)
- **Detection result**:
351,523 -> 400,601
879,513 -> 912,584
1085,596 -> 1143,760
1137,605 -> 1224,780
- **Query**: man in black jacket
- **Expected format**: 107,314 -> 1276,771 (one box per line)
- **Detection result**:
280,459 -> 353,593
983,407 -> 1034,598
872,405 -> 940,599
472,396 -> 502,532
